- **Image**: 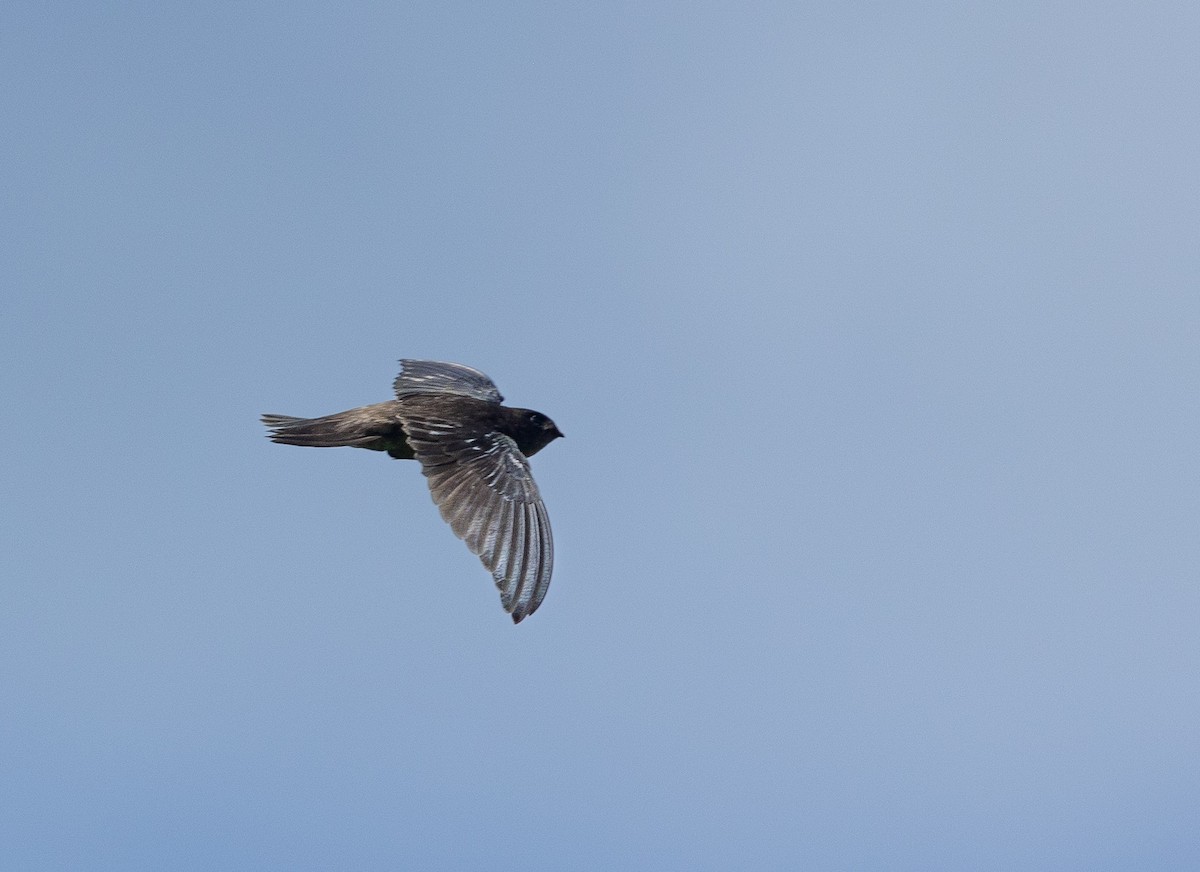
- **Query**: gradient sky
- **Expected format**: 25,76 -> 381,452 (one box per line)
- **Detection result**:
4,3 -> 1199,869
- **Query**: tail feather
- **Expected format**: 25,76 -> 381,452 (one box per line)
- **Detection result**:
261,411 -> 383,448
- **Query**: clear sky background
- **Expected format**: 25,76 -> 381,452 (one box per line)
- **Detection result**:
3,3 -> 1199,869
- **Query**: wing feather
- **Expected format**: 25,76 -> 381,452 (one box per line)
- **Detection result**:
393,359 -> 504,404
401,411 -> 553,623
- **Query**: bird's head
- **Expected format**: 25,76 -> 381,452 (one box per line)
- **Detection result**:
509,408 -> 563,457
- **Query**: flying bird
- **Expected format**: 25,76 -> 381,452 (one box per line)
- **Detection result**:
262,359 -> 563,623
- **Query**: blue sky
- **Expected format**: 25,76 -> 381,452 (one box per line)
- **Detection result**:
3,3 -> 1199,869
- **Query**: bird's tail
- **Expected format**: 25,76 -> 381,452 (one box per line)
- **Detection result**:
261,411 -> 382,448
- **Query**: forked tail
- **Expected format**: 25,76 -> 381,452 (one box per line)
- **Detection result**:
261,411 -> 381,448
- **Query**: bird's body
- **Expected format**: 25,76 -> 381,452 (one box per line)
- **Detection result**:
262,360 -> 562,623
262,397 -> 560,461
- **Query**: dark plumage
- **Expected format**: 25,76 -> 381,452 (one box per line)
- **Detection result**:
262,360 -> 563,623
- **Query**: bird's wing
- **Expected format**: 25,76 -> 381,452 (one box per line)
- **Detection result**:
400,410 -> 553,623
393,360 -> 504,404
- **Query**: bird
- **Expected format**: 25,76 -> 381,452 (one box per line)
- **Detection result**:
261,359 -> 563,623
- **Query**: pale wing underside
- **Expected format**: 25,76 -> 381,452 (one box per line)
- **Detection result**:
401,413 -> 552,623
393,359 -> 504,404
